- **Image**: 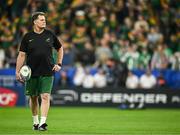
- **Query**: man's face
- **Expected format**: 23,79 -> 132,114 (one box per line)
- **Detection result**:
34,15 -> 46,28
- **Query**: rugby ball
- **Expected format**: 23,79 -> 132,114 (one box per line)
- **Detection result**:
19,65 -> 31,81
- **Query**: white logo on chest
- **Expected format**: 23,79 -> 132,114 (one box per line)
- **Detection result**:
29,39 -> 34,42
46,38 -> 50,42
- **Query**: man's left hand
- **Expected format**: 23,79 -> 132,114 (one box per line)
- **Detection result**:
52,64 -> 61,72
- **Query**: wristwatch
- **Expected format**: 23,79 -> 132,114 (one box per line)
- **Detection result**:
57,63 -> 62,67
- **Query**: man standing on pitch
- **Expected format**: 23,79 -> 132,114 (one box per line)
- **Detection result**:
16,12 -> 63,131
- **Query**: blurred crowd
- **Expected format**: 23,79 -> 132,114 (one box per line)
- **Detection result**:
0,0 -> 179,88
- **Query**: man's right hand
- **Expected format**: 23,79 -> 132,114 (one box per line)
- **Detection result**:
16,72 -> 24,83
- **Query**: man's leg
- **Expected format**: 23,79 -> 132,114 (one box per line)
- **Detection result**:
29,96 -> 39,129
38,76 -> 53,131
39,93 -> 50,126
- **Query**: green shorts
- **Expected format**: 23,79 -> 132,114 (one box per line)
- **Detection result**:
25,76 -> 54,96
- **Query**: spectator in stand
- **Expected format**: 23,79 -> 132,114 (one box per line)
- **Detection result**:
5,45 -> 18,67
62,41 -> 75,67
0,19 -> 14,48
108,12 -> 119,33
136,33 -> 148,49
72,25 -> 88,51
91,8 -> 108,39
103,58 -> 128,87
169,52 -> 180,70
102,58 -> 116,86
71,25 -> 89,62
80,41 -> 95,66
169,34 -> 180,53
121,44 -> 139,70
73,10 -> 88,27
114,38 -> 130,63
151,45 -> 169,70
111,35 -> 121,61
59,70 -> 68,87
0,47 -> 5,68
126,70 -> 139,89
94,69 -> 107,88
138,47 -> 151,70
147,27 -> 162,48
120,17 -> 133,40
73,63 -> 85,87
139,69 -> 157,89
156,73 -> 166,88
95,33 -> 113,65
134,14 -> 149,33
82,68 -> 94,89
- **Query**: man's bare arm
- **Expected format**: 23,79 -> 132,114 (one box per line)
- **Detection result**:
52,46 -> 63,72
57,46 -> 63,65
16,51 -> 26,81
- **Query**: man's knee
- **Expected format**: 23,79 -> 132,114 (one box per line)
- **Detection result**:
41,93 -> 50,102
30,96 -> 39,104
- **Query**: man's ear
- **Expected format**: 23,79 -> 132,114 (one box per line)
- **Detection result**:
34,20 -> 37,25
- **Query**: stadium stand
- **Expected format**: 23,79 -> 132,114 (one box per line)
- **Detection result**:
0,0 -> 179,88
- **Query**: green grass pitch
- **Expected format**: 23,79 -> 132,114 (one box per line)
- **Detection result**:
0,107 -> 180,135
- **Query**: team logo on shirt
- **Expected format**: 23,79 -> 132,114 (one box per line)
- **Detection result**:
29,39 -> 34,42
46,38 -> 50,42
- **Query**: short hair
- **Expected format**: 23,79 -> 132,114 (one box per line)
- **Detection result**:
31,12 -> 45,25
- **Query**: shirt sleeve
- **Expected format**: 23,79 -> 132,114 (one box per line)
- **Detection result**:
53,34 -> 62,50
19,35 -> 28,52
